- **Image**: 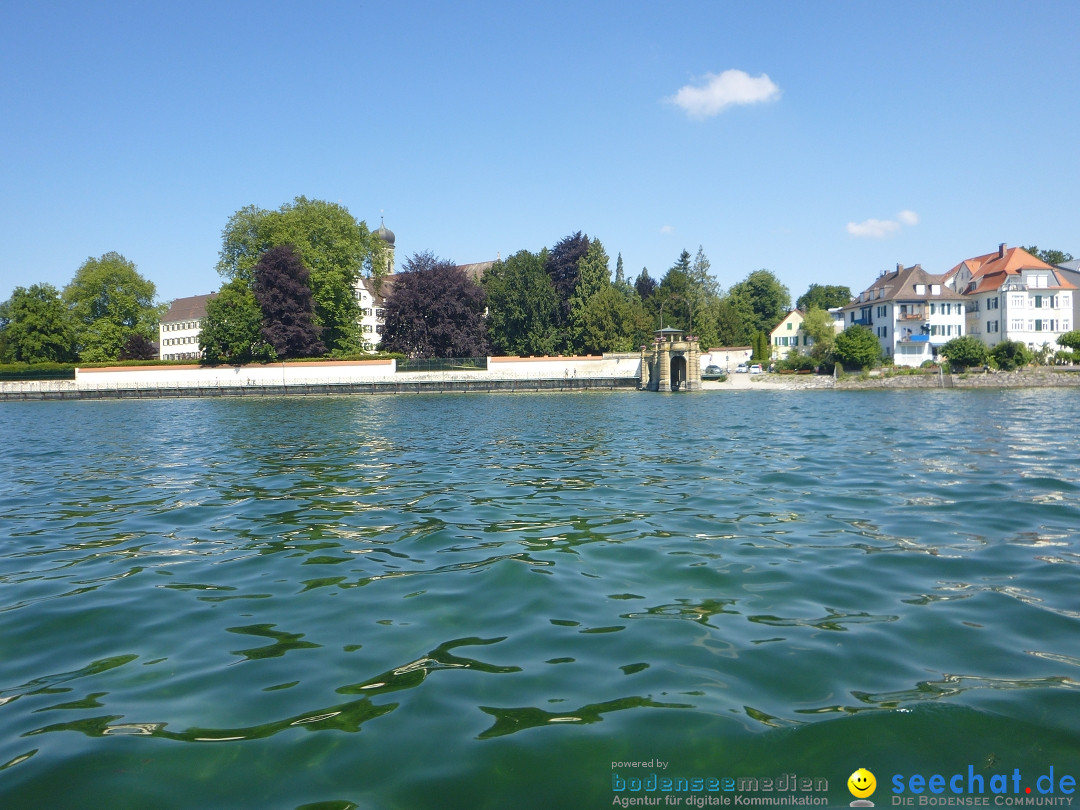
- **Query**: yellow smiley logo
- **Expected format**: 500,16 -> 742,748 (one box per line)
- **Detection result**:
848,768 -> 877,798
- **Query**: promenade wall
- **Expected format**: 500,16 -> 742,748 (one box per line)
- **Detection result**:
0,355 -> 643,401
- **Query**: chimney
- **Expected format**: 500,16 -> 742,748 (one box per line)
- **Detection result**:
897,262 -> 904,273
999,243 -> 1007,258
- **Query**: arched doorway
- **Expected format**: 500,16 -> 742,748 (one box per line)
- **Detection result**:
670,355 -> 687,390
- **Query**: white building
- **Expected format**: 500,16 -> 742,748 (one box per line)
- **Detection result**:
839,264 -> 967,367
159,293 -> 217,361
946,244 -> 1074,351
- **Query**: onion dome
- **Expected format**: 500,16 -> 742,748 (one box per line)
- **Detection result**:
374,216 -> 395,246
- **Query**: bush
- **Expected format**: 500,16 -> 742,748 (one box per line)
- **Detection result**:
990,340 -> 1032,371
940,335 -> 987,371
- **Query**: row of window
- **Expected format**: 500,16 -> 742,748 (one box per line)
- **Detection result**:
162,351 -> 201,360
163,320 -> 201,331
773,335 -> 808,347
360,308 -> 387,318
163,336 -> 197,346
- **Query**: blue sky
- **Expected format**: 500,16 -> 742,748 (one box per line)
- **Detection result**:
2,0 -> 1077,306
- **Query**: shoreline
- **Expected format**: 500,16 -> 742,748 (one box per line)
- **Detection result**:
3,368 -> 1080,400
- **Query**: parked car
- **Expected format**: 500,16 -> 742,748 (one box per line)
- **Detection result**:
704,365 -> 722,375
735,363 -> 749,373
749,364 -> 763,374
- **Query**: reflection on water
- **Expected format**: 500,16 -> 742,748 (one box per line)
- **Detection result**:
1,390 -> 1079,808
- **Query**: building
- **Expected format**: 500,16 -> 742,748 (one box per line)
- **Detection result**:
945,244 -> 1074,351
839,264 -> 966,367
159,293 -> 217,361
356,276 -> 386,351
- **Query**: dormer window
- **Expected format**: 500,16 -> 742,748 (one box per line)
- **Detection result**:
914,284 -> 926,295
931,285 -> 941,295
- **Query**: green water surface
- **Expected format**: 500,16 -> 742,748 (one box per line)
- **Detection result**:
1,390 -> 1078,808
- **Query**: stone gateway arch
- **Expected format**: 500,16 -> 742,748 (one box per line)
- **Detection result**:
639,328 -> 702,392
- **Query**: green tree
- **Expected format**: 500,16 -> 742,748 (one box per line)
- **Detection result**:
1056,330 -> 1080,351
834,325 -> 881,369
714,298 -> 751,347
568,239 -> 611,352
577,284 -> 649,354
940,335 -> 987,370
989,340 -> 1032,371
1023,246 -> 1074,266
199,280 -> 275,365
483,249 -> 559,356
63,252 -> 164,362
751,330 -> 771,363
0,283 -> 77,363
801,307 -> 837,362
217,197 -> 380,353
797,284 -> 852,312
727,269 -> 791,335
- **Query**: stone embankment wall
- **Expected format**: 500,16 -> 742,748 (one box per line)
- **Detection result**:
0,355 -> 642,401
832,368 -> 1080,390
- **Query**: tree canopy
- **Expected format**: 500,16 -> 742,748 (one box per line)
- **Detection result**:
199,280 -> 275,365
941,335 -> 987,370
483,249 -> 559,357
0,283 -> 77,363
727,270 -> 791,336
381,252 -> 490,358
252,245 -> 325,359
797,284 -> 852,312
989,340 -> 1032,371
834,325 -> 881,369
217,197 -> 380,353
62,252 -> 163,362
1023,246 -> 1074,266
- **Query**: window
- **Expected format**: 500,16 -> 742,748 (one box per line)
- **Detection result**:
931,285 -> 941,295
989,297 -> 998,309
1035,296 -> 1043,309
914,284 -> 926,295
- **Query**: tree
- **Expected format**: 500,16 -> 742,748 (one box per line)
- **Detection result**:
568,239 -> 612,352
834,325 -> 881,369
0,284 -> 77,363
727,270 -> 791,335
634,268 -> 657,301
252,245 -> 325,358
940,335 -> 987,370
801,307 -> 837,362
989,340 -> 1032,371
381,252 -> 489,358
199,280 -> 275,365
119,332 -> 157,361
714,298 -> 751,347
544,232 -> 590,328
614,253 -> 626,287
751,330 -> 771,363
483,249 -> 559,356
62,252 -> 164,362
577,284 -> 649,354
217,197 -> 380,353
1023,246 -> 1074,267
797,284 -> 853,312
1056,330 -> 1080,350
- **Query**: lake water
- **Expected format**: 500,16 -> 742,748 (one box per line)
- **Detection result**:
1,390 -> 1078,809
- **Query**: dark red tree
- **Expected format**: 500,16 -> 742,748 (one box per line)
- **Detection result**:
544,231 -> 590,324
252,244 -> 325,359
380,252 -> 490,358
119,332 -> 157,360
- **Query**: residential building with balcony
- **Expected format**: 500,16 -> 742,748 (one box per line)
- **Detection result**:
946,244 -> 1074,351
839,264 -> 966,367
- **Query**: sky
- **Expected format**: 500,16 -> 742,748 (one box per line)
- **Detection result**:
2,0 -> 1078,306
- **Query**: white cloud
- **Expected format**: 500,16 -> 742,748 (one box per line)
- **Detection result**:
847,211 -> 920,238
667,70 -> 780,120
660,225 -> 675,235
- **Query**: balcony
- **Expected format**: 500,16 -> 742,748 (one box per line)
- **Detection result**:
898,312 -> 926,321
